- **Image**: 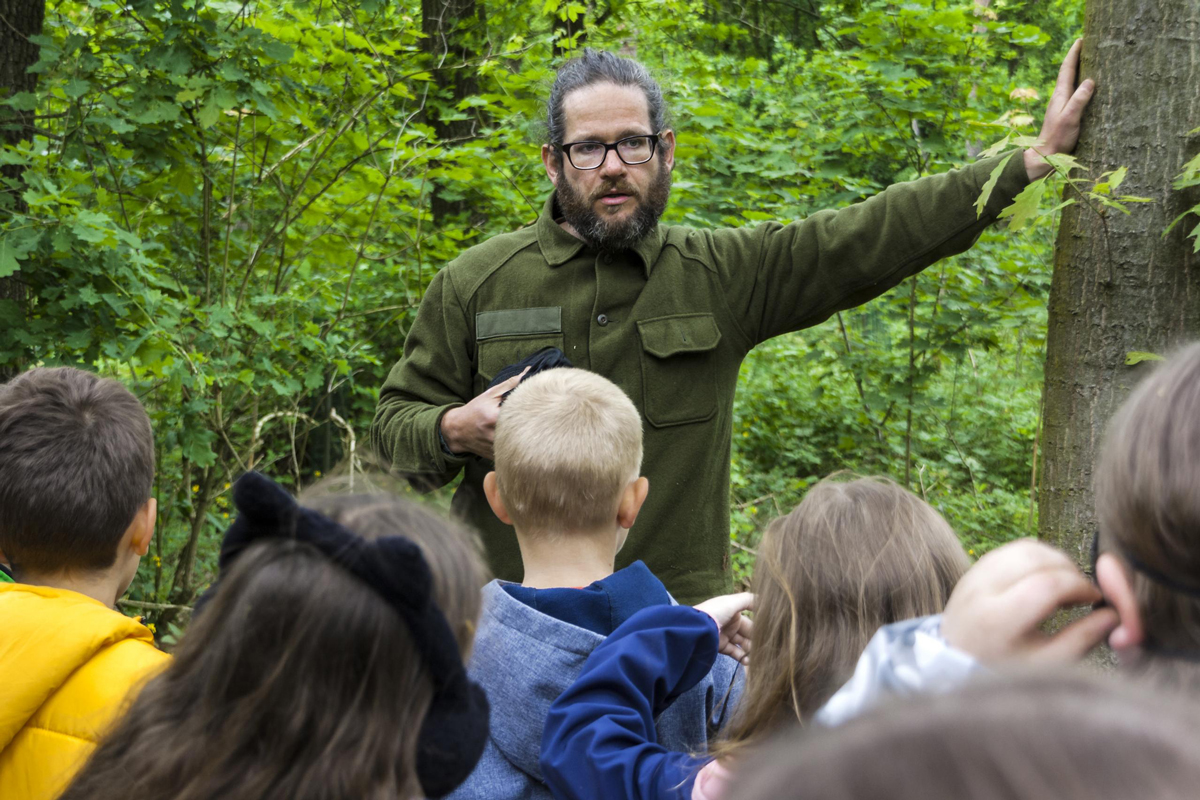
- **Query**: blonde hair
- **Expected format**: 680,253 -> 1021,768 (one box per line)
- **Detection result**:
494,368 -> 643,533
1095,342 -> 1200,688
713,474 -> 969,760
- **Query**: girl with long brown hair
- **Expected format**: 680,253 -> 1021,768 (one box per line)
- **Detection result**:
539,473 -> 970,800
59,472 -> 490,800
711,474 -> 970,759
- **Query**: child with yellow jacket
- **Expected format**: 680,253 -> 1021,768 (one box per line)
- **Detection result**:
0,367 -> 169,800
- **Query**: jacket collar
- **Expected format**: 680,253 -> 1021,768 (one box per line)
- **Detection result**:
536,191 -> 665,278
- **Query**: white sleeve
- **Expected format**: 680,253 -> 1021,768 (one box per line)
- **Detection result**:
813,614 -> 983,727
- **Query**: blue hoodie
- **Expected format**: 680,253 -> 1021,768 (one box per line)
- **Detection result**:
539,604 -> 724,800
448,562 -> 742,800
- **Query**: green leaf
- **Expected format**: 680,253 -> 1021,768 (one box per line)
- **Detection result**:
0,238 -> 21,278
0,148 -> 28,166
0,227 -> 41,277
1091,166 -> 1127,196
197,95 -> 221,129
0,92 -> 39,111
1173,153 -> 1200,190
975,152 -> 1014,218
997,175 -> 1047,231
64,79 -> 91,99
262,41 -> 294,63
1126,351 -> 1165,366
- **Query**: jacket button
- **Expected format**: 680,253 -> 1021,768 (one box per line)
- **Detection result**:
597,314 -> 609,326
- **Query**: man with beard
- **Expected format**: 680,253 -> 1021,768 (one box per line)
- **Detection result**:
372,46 -> 1092,603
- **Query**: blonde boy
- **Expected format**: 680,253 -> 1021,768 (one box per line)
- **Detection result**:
483,367 -> 649,588
449,368 -> 740,800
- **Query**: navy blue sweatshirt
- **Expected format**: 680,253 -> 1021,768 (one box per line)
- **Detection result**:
539,605 -> 721,800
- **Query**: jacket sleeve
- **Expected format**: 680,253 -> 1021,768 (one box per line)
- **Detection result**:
708,152 -> 1030,345
812,614 -> 983,728
540,605 -> 719,800
370,268 -> 474,489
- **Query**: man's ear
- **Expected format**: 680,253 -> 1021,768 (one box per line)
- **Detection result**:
1096,552 -> 1145,652
616,477 -> 650,530
659,129 -> 676,172
542,144 -> 562,187
129,497 -> 157,557
483,471 -> 513,526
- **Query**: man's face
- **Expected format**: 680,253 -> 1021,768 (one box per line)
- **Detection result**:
541,82 -> 676,253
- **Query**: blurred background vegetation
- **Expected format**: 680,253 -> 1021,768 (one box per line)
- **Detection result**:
0,0 -> 1083,636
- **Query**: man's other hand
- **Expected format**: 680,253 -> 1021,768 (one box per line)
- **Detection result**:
1025,39 -> 1095,181
941,539 -> 1118,665
440,368 -> 529,460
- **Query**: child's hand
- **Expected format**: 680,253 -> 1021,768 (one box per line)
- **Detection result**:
942,539 -> 1119,665
695,592 -> 754,665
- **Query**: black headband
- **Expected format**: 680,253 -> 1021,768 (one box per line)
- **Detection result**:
1091,529 -> 1200,599
1091,529 -> 1200,660
201,472 -> 489,797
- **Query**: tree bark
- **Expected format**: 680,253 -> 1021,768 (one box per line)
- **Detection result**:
0,0 -> 45,381
1039,1 -> 1200,565
421,0 -> 482,225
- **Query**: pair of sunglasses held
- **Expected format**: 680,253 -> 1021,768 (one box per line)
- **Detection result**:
196,472 -> 488,798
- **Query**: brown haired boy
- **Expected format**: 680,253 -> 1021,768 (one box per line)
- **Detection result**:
0,367 -> 170,799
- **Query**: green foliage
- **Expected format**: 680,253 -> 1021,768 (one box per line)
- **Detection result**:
1167,140 -> 1200,252
0,0 -> 1086,613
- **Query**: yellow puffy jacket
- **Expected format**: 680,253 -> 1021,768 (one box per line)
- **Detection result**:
0,584 -> 170,800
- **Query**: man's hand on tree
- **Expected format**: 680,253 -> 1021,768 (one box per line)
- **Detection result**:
1025,39 -> 1095,181
440,368 -> 529,460
941,539 -> 1118,665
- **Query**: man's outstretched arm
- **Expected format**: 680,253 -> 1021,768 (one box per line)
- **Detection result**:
706,41 -> 1093,346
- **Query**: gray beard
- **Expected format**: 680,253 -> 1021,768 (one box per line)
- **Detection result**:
555,161 -> 672,255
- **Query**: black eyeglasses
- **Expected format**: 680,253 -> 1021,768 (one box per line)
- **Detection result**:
557,133 -> 662,170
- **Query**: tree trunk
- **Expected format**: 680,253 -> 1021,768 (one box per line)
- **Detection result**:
0,0 -> 45,381
1039,1 -> 1200,566
421,0 -> 482,225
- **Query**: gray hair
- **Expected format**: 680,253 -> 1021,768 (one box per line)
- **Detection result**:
545,49 -> 669,149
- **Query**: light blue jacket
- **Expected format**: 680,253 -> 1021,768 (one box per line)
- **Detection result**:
449,567 -> 743,800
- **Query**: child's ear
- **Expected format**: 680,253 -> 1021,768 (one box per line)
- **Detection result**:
616,477 -> 650,530
129,498 -> 157,557
483,471 -> 513,526
1096,552 -> 1145,653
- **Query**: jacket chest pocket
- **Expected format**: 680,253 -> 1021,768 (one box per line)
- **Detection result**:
637,313 -> 722,428
475,307 -> 564,389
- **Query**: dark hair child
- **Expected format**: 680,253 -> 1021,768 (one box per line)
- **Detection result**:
0,367 -> 167,799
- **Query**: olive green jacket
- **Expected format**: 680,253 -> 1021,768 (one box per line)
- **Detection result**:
371,153 -> 1028,603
